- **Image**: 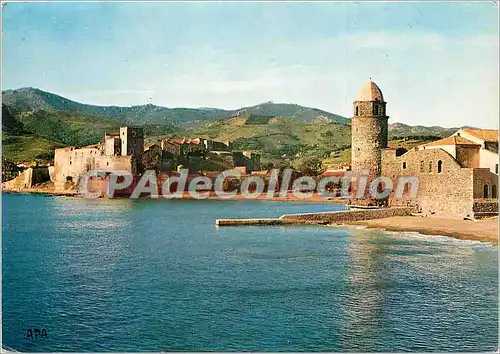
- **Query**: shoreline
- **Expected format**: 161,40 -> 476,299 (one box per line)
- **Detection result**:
346,216 -> 499,245
3,188 -> 497,245
1,188 -> 77,197
1,188 -> 348,203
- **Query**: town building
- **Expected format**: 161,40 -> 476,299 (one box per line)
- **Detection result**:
158,136 -> 259,173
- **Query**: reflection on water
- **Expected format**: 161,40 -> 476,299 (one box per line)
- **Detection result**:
341,230 -> 498,351
2,194 -> 498,352
341,230 -> 389,350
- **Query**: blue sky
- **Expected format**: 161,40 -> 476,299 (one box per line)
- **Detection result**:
2,2 -> 498,128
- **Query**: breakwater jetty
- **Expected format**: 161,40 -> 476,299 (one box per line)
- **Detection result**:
216,206 -> 416,226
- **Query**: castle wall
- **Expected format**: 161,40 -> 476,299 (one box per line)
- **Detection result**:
53,146 -> 134,191
3,168 -> 33,189
105,137 -> 122,156
3,166 -> 51,190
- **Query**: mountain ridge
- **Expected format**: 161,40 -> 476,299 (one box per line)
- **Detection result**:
2,87 -> 350,125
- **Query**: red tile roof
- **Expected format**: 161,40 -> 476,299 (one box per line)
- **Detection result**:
422,136 -> 480,147
463,128 -> 498,143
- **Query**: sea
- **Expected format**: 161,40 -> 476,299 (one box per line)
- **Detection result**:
2,193 -> 498,352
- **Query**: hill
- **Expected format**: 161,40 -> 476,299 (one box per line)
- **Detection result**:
389,122 -> 458,139
2,87 -> 349,125
231,101 -> 348,125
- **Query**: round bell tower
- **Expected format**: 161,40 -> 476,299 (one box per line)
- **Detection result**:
351,79 -> 389,177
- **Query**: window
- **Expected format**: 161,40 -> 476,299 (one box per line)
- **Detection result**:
420,160 -> 425,173
484,184 -> 489,198
438,160 -> 443,173
496,164 -> 498,174
492,185 -> 497,199
355,106 -> 359,116
428,161 -> 433,173
396,148 -> 407,157
402,162 -> 407,169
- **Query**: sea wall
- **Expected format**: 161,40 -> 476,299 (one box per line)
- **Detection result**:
216,206 -> 416,226
280,207 -> 415,224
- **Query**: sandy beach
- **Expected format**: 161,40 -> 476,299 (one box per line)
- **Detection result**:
349,216 -> 499,245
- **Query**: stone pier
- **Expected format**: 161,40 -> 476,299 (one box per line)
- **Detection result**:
216,207 -> 416,226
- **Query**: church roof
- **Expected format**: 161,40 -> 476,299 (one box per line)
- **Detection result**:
356,80 -> 384,102
462,128 -> 498,143
422,136 -> 480,147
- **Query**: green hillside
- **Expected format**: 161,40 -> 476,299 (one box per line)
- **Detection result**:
389,122 -> 458,139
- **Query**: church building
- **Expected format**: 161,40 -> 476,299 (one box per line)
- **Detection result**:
351,80 -> 498,219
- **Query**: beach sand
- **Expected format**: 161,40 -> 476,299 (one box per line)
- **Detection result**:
349,216 -> 499,245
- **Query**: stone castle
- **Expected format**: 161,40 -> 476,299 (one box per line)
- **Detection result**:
3,126 -> 261,192
351,80 -> 499,218
53,127 -> 145,190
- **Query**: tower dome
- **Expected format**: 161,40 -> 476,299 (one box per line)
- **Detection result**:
356,80 -> 384,102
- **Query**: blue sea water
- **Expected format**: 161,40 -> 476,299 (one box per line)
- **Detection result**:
2,193 -> 498,352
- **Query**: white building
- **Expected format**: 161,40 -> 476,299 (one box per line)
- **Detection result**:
418,128 -> 498,174
452,128 -> 498,174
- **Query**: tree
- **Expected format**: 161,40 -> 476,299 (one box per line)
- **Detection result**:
292,156 -> 323,176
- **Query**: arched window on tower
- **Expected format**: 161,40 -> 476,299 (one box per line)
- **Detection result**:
438,160 -> 443,173
355,106 -> 359,116
484,184 -> 489,198
492,185 -> 497,199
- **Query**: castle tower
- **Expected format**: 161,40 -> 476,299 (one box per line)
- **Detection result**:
120,127 -> 144,173
351,80 -> 389,177
120,126 -> 144,158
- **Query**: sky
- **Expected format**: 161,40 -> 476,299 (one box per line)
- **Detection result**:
2,2 -> 499,128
